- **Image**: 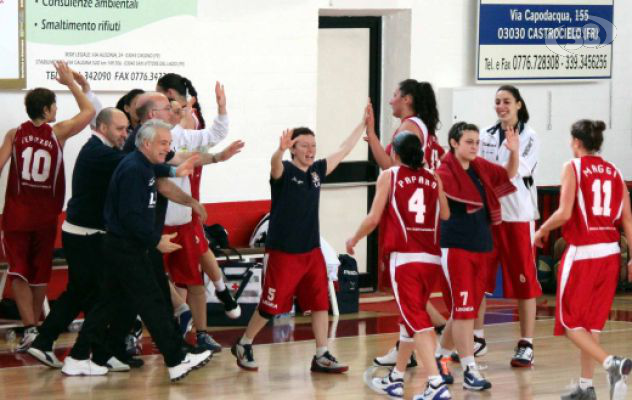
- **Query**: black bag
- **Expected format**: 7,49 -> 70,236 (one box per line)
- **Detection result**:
204,224 -> 229,256
335,254 -> 359,314
206,250 -> 263,326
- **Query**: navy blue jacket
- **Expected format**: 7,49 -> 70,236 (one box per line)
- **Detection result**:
104,150 -> 161,249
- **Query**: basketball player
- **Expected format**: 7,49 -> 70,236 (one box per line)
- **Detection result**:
434,122 -> 518,391
0,61 -> 94,351
477,85 -> 541,366
231,101 -> 371,373
347,132 -> 451,400
367,80 -> 449,372
534,120 -> 632,400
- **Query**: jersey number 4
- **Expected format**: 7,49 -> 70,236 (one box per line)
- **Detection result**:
408,188 -> 426,223
591,179 -> 612,217
21,147 -> 51,182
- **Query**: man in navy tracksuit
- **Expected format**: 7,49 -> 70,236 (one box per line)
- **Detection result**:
77,119 -> 211,381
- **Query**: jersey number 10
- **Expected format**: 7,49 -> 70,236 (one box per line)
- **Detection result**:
591,179 -> 612,217
21,147 -> 51,182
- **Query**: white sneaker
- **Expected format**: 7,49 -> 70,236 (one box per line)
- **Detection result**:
16,326 -> 38,352
105,356 -> 131,372
61,357 -> 108,376
26,346 -> 63,368
374,346 -> 398,366
168,350 -> 212,382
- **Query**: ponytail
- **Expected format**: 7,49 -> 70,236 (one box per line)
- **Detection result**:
399,79 -> 440,136
182,78 -> 206,129
157,73 -> 206,128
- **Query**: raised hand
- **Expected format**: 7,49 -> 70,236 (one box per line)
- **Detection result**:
364,98 -> 377,142
504,125 -> 519,153
215,81 -> 226,114
175,153 -> 199,177
279,129 -> 297,152
219,140 -> 245,162
533,228 -> 548,248
71,69 -> 90,93
54,61 -> 75,87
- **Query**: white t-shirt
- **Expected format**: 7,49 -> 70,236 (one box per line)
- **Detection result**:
164,114 -> 229,226
479,122 -> 539,222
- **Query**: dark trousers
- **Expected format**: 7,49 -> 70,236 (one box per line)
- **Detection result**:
32,232 -> 134,361
69,234 -> 184,367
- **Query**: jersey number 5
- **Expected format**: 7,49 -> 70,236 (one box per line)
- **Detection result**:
21,147 -> 51,182
408,188 -> 426,223
591,179 -> 612,217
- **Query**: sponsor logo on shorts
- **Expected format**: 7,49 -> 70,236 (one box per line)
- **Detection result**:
455,306 -> 474,312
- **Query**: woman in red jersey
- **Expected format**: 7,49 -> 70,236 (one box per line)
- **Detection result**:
534,120 -> 632,400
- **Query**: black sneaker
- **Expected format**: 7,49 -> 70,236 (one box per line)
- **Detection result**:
311,351 -> 348,373
474,336 -> 488,357
436,355 -> 454,385
215,288 -> 241,319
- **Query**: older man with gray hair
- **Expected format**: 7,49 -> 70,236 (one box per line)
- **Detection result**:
62,119 -> 212,382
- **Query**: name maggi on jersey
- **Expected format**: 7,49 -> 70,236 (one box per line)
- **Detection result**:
582,163 -> 617,178
20,135 -> 54,149
397,175 -> 437,189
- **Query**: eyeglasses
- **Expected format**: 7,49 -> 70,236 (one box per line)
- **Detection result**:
152,105 -> 172,112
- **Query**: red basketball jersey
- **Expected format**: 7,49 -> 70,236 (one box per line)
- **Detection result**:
385,117 -> 444,171
562,156 -> 625,246
3,121 -> 65,231
380,165 -> 441,256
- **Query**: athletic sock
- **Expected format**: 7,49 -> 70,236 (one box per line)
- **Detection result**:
521,337 -> 533,345
316,346 -> 328,358
391,368 -> 405,380
239,336 -> 253,345
174,303 -> 189,317
603,355 -> 614,370
428,375 -> 443,387
579,377 -> 593,390
460,356 -> 475,371
213,279 -> 227,292
474,329 -> 484,339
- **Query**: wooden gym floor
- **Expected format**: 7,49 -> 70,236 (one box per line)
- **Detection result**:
1,294 -> 632,399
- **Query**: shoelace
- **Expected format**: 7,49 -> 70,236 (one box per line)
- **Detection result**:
242,345 -> 255,361
514,345 -> 531,360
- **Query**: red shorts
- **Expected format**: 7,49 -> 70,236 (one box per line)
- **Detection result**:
3,226 -> 57,285
259,248 -> 329,316
163,222 -> 208,286
390,252 -> 442,336
554,243 -> 620,336
441,248 -> 488,320
486,221 -> 542,299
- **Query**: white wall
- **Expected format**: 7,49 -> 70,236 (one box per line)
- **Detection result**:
0,0 -> 630,210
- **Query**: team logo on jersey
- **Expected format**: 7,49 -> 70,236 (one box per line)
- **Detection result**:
291,176 -> 304,185
311,172 -> 321,188
148,177 -> 155,186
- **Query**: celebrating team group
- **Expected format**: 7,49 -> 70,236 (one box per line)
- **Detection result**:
2,60 -> 631,400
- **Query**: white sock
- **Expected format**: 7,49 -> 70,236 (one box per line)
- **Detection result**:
428,375 -> 443,387
213,279 -> 226,292
460,356 -> 475,370
174,303 -> 189,317
239,336 -> 253,345
434,346 -> 452,359
474,329 -> 484,339
316,346 -> 328,358
390,368 -> 405,380
521,337 -> 533,344
579,377 -> 593,390
603,355 -> 614,370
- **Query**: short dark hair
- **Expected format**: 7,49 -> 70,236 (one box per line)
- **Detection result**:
290,127 -> 315,159
448,121 -> 479,153
95,107 -> 124,130
136,98 -> 156,123
571,119 -> 606,152
25,88 -> 56,120
497,85 -> 529,123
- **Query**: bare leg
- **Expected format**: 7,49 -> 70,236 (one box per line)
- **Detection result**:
187,285 -> 208,331
395,340 -> 415,371
169,281 -> 187,310
243,309 -> 270,341
427,302 -> 447,326
439,319 -> 455,351
452,319 -> 475,360
12,279 -> 35,325
31,285 -> 48,324
580,332 -> 599,379
311,310 -> 329,348
518,298 -> 536,338
414,331 -> 440,376
200,250 -> 223,282
475,297 -> 486,331
566,329 -> 608,365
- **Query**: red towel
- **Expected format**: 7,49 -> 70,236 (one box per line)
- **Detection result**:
436,151 -> 516,225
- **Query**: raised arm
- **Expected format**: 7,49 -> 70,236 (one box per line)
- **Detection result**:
72,70 -> 101,130
271,129 -> 296,180
533,162 -> 576,247
345,170 -> 390,255
0,129 -> 16,173
51,62 -> 95,145
365,100 -> 393,170
325,100 -> 370,175
194,140 -> 244,166
503,125 -> 520,179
